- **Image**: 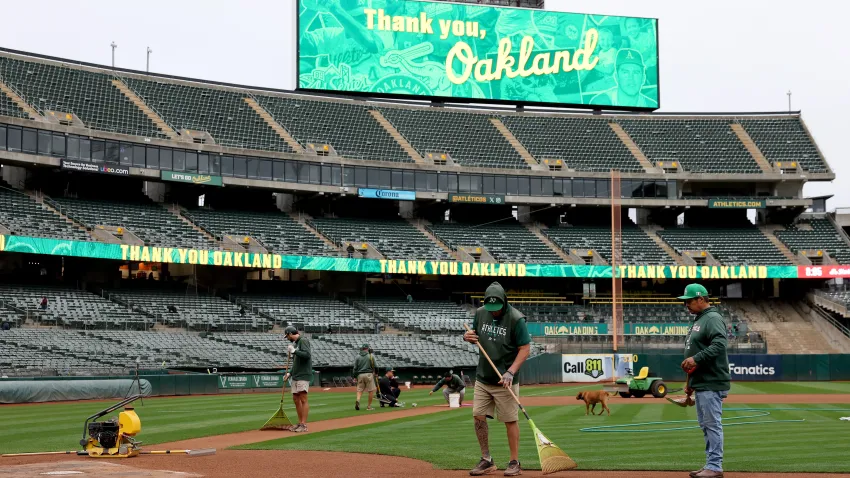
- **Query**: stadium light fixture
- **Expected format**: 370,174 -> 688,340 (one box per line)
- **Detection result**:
111,41 -> 118,68
786,90 -> 792,112
147,47 -> 152,72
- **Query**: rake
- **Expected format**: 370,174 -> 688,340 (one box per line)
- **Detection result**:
666,370 -> 695,407
463,324 -> 576,474
260,351 -> 295,431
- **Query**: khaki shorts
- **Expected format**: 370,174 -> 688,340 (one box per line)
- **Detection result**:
473,381 -> 520,423
291,380 -> 309,394
356,373 -> 376,393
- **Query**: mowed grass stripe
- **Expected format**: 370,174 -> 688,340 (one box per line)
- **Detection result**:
241,404 -> 850,473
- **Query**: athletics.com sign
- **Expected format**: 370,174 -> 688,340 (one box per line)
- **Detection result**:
727,354 -> 781,381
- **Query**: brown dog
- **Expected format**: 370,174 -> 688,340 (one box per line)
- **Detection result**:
576,390 -> 614,416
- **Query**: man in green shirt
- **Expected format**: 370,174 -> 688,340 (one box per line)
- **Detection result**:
679,284 -> 731,478
352,344 -> 377,411
430,370 -> 466,405
282,326 -> 312,433
463,282 -> 531,477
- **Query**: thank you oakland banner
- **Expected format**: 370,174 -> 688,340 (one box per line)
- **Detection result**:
0,234 -> 805,279
298,0 -> 659,109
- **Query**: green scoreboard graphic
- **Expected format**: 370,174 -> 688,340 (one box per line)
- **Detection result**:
297,0 -> 659,110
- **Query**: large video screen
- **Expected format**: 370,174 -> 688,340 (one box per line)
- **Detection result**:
297,0 -> 659,110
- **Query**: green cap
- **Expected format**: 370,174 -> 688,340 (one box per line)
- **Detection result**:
483,296 -> 505,312
361,343 -> 370,350
616,48 -> 645,69
678,283 -> 709,300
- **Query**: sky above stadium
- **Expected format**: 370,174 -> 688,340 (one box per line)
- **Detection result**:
0,0 -> 846,208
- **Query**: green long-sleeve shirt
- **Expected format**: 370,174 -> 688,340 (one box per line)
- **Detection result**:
288,337 -> 312,382
353,351 -> 374,375
684,307 -> 731,391
432,374 -> 465,392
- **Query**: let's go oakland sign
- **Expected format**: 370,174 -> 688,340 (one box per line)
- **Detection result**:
298,0 -> 659,110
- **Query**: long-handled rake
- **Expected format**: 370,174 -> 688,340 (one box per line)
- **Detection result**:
260,352 -> 295,431
464,324 -> 576,474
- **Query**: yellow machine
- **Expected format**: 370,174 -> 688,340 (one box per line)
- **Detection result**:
80,395 -> 143,458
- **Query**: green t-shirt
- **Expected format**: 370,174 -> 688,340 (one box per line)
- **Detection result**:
472,306 -> 531,386
684,307 -> 731,391
289,337 -> 313,382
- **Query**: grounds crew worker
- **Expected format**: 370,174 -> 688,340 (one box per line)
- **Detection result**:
679,283 -> 730,478
282,325 -> 312,433
464,281 -> 531,477
430,370 -> 466,406
378,369 -> 404,408
353,343 -> 376,411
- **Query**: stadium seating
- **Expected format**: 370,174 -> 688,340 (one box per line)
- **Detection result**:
775,218 -> 850,264
256,95 -> 411,163
377,107 -> 527,169
543,225 -> 671,265
123,77 -> 292,152
355,298 -> 472,333
186,209 -> 335,256
317,333 -> 479,369
617,119 -> 759,173
107,289 -> 269,331
0,284 -> 152,329
740,118 -> 828,172
308,217 -> 451,261
658,227 -> 790,265
233,294 -> 374,333
0,90 -> 26,118
0,335 -> 119,375
0,56 -> 167,138
51,197 -> 214,250
501,115 -> 643,172
0,182 -> 92,242
428,221 -> 561,263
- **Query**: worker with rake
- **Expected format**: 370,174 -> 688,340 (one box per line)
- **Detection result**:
679,283 -> 731,478
464,281 -> 531,476
282,325 -> 312,432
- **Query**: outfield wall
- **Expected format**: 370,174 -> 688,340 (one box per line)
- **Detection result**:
517,353 -> 850,384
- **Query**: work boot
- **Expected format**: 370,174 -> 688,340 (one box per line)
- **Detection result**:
355,401 -> 360,411
293,423 -> 308,433
689,469 -> 704,478
504,460 -> 522,476
469,457 -> 497,476
693,470 -> 723,478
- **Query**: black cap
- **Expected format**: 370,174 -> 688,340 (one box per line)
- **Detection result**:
284,325 -> 298,336
444,370 -> 453,378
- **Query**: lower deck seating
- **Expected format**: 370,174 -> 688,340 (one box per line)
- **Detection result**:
355,298 -> 472,333
234,295 -> 373,333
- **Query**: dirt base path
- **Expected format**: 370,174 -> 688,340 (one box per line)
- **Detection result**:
3,393 -> 849,477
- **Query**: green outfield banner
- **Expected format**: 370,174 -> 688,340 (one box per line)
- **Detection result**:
528,323 -> 690,336
218,374 -> 285,389
298,0 -> 659,109
624,323 -> 690,335
0,234 -> 803,279
708,198 -> 766,209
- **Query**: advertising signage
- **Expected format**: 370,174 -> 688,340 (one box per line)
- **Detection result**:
61,160 -> 130,176
297,0 -> 659,110
449,193 -> 505,205
358,188 -> 416,201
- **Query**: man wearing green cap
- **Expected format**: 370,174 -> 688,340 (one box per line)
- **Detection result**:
464,282 -> 531,477
590,48 -> 658,108
678,283 -> 730,478
353,343 -> 377,411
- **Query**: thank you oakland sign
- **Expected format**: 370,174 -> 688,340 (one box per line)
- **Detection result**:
298,0 -> 659,110
358,188 -> 416,201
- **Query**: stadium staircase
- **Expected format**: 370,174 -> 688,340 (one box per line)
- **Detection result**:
640,225 -> 689,265
169,205 -> 219,245
729,122 -> 773,173
525,223 -> 577,264
27,191 -> 92,239
405,218 -> 457,260
731,300 -> 839,354
759,225 -> 802,265
288,211 -> 342,254
368,109 -> 426,164
242,97 -> 304,153
489,118 -> 539,168
110,79 -> 178,140
0,78 -> 41,120
608,122 -> 658,173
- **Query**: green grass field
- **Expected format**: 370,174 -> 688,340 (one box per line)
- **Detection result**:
238,404 -> 850,473
2,382 -> 849,472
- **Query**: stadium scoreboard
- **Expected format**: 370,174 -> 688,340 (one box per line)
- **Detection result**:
297,0 -> 659,110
